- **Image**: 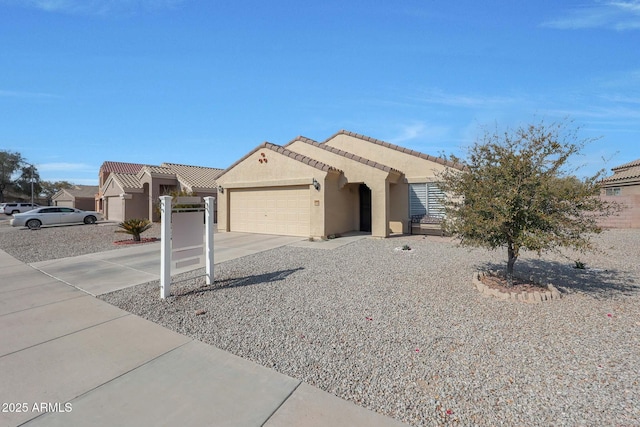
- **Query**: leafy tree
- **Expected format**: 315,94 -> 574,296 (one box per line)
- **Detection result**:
15,165 -> 42,201
438,120 -> 619,285
116,218 -> 152,242
0,150 -> 26,202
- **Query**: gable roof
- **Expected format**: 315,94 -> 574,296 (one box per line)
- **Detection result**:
100,161 -> 146,175
327,130 -> 463,170
285,136 -> 403,175
217,142 -> 342,180
107,173 -> 143,192
52,185 -> 99,200
162,163 -> 225,190
601,158 -> 640,184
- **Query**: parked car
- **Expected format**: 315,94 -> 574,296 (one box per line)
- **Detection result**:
10,207 -> 104,229
0,202 -> 40,215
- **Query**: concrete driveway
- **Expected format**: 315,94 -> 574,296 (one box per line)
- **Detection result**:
30,232 -> 304,296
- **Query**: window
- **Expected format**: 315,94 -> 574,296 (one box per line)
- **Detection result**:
409,183 -> 445,218
605,187 -> 621,196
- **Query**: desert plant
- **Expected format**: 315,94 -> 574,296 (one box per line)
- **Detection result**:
438,119 -> 619,285
574,260 -> 586,269
116,218 -> 152,242
402,244 -> 412,251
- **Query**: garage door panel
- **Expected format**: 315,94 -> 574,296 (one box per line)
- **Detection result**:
107,197 -> 123,222
229,186 -> 310,237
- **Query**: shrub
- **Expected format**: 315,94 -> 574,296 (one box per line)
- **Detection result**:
116,218 -> 152,242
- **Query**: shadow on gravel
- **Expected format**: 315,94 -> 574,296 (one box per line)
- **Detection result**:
478,259 -> 639,298
177,267 -> 305,297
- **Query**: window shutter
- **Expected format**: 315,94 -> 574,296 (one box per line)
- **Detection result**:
409,183 -> 427,216
427,183 -> 445,218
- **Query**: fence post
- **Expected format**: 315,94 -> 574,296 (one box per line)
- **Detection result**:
204,196 -> 215,285
160,195 -> 172,299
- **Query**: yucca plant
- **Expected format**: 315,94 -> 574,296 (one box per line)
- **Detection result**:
116,218 -> 152,242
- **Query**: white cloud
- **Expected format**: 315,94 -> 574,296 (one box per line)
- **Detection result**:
388,122 -> 450,144
542,0 -> 640,31
413,89 -> 517,108
1,0 -> 187,16
37,162 -> 95,172
0,89 -> 58,99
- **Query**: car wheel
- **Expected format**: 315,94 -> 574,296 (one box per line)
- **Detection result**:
11,210 -> 19,215
26,219 -> 41,230
84,215 -> 97,224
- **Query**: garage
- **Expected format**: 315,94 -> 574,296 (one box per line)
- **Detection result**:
106,196 -> 124,222
229,186 -> 310,236
55,200 -> 74,207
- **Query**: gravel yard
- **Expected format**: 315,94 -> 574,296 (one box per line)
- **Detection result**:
2,220 -> 639,426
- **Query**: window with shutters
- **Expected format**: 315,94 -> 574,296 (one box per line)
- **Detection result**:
409,183 -> 445,218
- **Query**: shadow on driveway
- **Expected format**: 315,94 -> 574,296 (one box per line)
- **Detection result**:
176,267 -> 305,297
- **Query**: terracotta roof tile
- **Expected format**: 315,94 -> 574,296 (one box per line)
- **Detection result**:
100,161 -> 146,174
162,163 -> 224,190
612,158 -> 640,171
329,130 -> 464,170
112,173 -> 142,190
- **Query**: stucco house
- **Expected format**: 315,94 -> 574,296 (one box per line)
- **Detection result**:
599,158 -> 640,228
96,161 -> 224,222
52,185 -> 99,210
216,130 -> 462,238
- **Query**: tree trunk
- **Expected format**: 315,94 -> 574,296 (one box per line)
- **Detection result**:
133,233 -> 141,242
506,243 -> 517,286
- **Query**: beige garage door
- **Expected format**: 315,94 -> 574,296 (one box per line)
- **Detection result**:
106,196 -> 123,222
230,186 -> 310,236
56,200 -> 74,207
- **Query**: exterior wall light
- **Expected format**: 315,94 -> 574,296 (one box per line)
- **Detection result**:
218,185 -> 224,193
312,178 -> 320,191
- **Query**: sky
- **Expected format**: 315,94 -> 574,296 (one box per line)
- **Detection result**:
1,0 -> 639,186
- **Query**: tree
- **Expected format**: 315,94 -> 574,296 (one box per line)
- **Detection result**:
0,150 -> 25,203
15,165 -> 42,202
438,120 -> 619,285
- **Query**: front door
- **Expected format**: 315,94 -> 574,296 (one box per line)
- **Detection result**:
359,184 -> 372,232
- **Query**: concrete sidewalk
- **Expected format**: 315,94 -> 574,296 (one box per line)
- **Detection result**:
0,247 -> 406,426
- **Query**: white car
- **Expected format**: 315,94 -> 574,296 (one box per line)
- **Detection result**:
0,202 -> 41,215
10,207 -> 104,229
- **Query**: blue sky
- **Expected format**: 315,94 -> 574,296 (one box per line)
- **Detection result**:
1,0 -> 639,185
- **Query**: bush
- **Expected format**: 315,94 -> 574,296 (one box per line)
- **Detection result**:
116,218 -> 152,242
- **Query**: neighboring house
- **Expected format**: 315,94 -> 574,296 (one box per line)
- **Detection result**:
96,161 -> 224,222
52,185 -> 99,210
599,158 -> 640,228
216,130 -> 462,238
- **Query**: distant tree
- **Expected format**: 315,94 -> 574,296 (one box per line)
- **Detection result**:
0,150 -> 40,202
14,164 -> 42,201
40,180 -> 74,205
438,120 -> 619,285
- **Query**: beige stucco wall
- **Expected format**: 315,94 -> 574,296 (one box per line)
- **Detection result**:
287,140 -> 398,237
325,134 -> 451,179
324,134 -> 451,233
216,148 -> 331,238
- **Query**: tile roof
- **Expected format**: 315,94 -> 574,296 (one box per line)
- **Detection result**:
162,163 -> 224,189
139,165 -> 175,177
601,163 -> 640,184
611,158 -> 640,171
329,130 -> 464,170
218,142 -> 342,179
111,173 -> 142,190
65,185 -> 99,198
100,161 -> 146,174
285,136 -> 403,175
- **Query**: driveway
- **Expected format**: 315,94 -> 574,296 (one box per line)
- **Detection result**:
30,232 -> 304,296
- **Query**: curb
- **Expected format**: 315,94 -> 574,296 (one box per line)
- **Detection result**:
472,271 -> 562,303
